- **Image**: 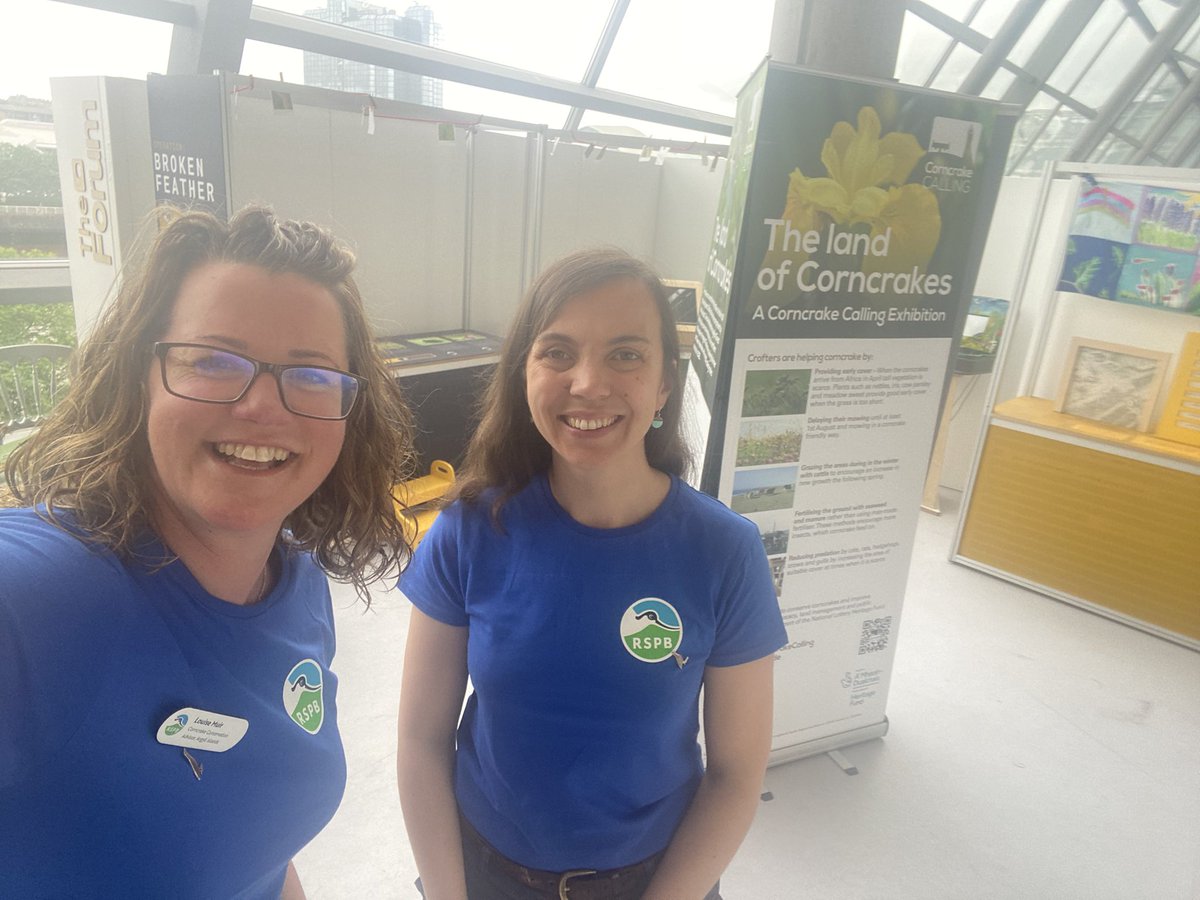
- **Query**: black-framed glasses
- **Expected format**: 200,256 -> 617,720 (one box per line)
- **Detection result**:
153,342 -> 363,421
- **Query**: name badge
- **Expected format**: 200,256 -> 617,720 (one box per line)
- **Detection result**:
156,707 -> 249,753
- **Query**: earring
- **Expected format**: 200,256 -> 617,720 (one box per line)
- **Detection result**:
651,409 -> 664,429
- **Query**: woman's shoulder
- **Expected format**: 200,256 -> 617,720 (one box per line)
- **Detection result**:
442,478 -> 541,530
0,506 -> 117,559
0,507 -> 129,600
669,478 -> 760,539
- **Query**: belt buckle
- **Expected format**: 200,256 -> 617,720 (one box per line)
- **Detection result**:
557,868 -> 598,899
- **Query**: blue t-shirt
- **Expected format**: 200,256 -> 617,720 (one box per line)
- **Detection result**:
400,474 -> 786,871
0,508 -> 346,899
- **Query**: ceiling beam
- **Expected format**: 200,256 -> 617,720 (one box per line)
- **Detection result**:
999,0 -> 1105,107
168,0 -> 252,76
244,5 -> 733,135
49,0 -> 195,26
958,0 -> 1043,96
563,0 -> 632,134
1067,0 -> 1200,159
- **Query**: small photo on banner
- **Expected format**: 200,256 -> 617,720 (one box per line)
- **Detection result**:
1059,177 -> 1200,315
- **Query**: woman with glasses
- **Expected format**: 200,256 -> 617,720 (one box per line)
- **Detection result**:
397,249 -> 787,899
0,206 -> 415,898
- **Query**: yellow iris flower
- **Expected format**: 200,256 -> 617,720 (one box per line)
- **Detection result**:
778,106 -> 940,274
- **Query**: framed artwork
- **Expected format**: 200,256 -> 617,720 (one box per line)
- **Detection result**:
955,295 -> 1010,375
663,280 -> 701,326
1054,337 -> 1171,431
1155,331 -> 1200,448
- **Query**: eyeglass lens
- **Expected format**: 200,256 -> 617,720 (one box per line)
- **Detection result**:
161,344 -> 358,419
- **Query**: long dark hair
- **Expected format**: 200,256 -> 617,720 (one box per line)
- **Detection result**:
7,205 -> 417,599
453,247 -> 691,519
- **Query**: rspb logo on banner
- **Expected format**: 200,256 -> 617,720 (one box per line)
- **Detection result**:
924,117 -> 979,194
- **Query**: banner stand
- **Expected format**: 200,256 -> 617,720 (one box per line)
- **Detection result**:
683,59 -> 1017,765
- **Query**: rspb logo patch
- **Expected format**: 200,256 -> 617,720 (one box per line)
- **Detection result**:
620,598 -> 683,663
283,659 -> 325,734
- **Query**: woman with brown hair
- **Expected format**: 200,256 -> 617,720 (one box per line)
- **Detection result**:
0,205 -> 415,898
397,248 -> 786,899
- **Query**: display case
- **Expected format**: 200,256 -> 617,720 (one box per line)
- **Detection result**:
953,162 -> 1200,650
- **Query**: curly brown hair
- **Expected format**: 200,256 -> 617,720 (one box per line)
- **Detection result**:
6,205 -> 416,600
454,247 -> 691,520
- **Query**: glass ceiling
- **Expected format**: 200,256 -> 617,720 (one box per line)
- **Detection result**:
4,0 -> 1200,172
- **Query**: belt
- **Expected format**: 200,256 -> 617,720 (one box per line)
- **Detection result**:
460,813 -> 663,899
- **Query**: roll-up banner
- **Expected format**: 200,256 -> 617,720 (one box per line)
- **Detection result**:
684,60 -> 1016,763
146,74 -> 230,220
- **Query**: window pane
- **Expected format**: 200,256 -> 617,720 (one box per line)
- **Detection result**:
597,0 -> 774,117
1179,15 -> 1200,65
896,12 -> 956,87
2,4 -> 170,101
971,0 -> 1016,38
257,1 -> 613,81
1113,64 -> 1176,144
1006,97 -> 1090,175
1046,0 -> 1126,92
1054,18 -> 1148,108
1155,102 -> 1200,161
438,83 -> 571,126
981,67 -> 1016,100
929,42 -> 981,92
920,0 -> 984,22
1140,0 -> 1180,31
575,110 -> 719,147
1095,133 -> 1136,164
1,5 -> 164,260
241,40 -> 306,85
1180,138 -> 1200,167
1007,0 -> 1073,69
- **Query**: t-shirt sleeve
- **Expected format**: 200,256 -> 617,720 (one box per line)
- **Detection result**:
0,516 -> 129,789
398,502 -> 469,627
707,520 -> 788,667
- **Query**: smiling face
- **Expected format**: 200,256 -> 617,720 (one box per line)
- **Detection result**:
145,262 -> 350,550
524,277 -> 672,479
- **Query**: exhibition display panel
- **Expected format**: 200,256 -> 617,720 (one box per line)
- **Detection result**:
688,59 -> 1017,761
954,162 -> 1200,650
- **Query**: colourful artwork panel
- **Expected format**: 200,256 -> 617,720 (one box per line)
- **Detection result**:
1117,244 -> 1199,311
1058,234 -> 1124,300
1070,180 -> 1141,243
1059,178 -> 1200,316
1135,188 -> 1200,253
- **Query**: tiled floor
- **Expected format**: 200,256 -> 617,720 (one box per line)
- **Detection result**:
296,491 -> 1200,899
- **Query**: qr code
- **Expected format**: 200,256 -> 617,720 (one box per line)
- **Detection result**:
858,616 -> 892,655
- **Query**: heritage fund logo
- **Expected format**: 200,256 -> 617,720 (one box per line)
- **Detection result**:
924,116 -> 979,194
283,659 -> 325,734
620,598 -> 683,663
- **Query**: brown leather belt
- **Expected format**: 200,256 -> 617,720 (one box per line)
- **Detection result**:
460,813 -> 664,899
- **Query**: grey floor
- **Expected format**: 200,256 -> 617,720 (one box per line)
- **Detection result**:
295,490 -> 1200,899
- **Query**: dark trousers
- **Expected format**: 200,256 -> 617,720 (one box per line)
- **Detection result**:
416,814 -> 722,900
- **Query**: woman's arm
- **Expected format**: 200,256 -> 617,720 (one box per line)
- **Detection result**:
642,655 -> 775,900
396,608 -> 470,900
280,860 -> 306,899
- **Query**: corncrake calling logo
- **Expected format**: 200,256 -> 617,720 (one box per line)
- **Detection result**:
283,659 -> 324,734
620,598 -> 683,663
164,713 -> 188,736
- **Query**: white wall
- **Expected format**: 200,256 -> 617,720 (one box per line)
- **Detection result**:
938,175 -> 1046,491
465,130 -> 529,337
650,155 -> 725,284
222,81 -> 722,343
227,95 -> 469,338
